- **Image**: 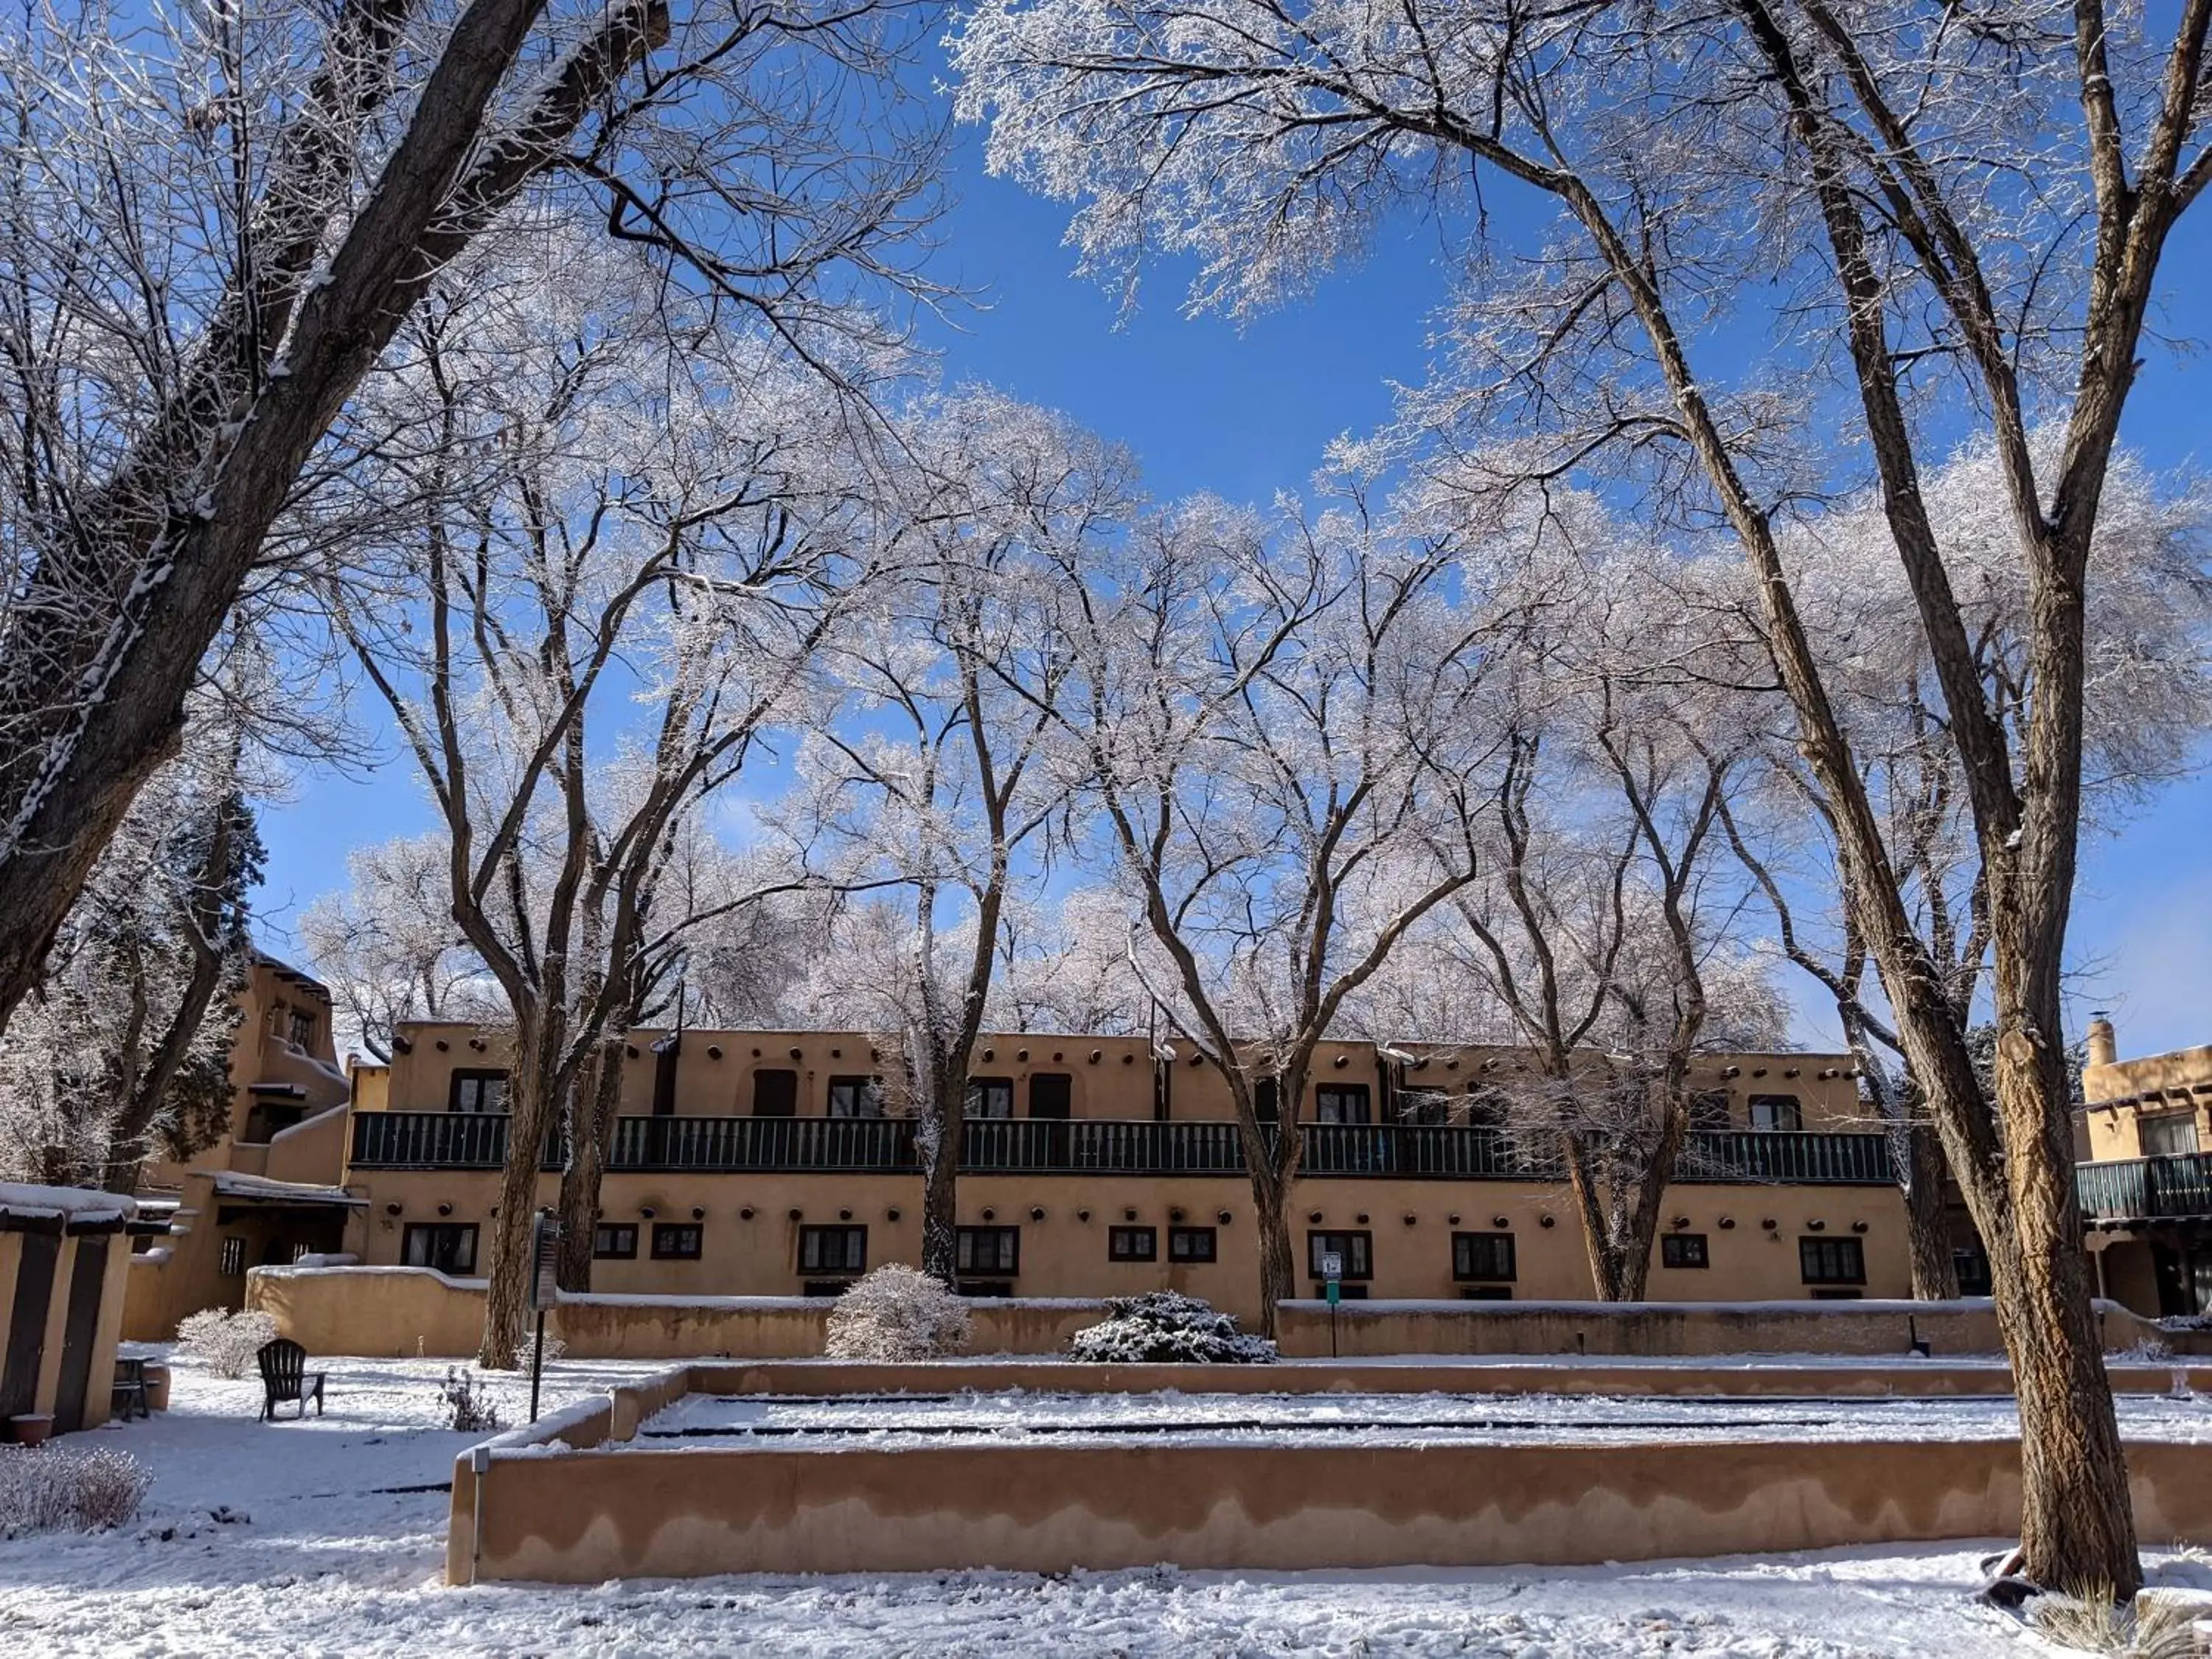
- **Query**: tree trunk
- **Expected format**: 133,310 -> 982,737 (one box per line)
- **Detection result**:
554,1042 -> 624,1292
1903,1121 -> 1959,1301
1247,1160 -> 1294,1340
479,1030 -> 555,1369
918,1060 -> 965,1286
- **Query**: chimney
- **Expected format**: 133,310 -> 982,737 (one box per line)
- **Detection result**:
2087,1012 -> 2117,1069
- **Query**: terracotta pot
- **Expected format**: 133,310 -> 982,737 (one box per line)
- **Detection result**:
8,1414 -> 54,1448
143,1365 -> 171,1412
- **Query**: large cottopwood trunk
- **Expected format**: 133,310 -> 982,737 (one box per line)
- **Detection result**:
1247,1161 -> 1294,1340
554,1043 -> 625,1293
479,1026 -> 557,1369
1902,1121 -> 1959,1302
919,1058 -> 966,1287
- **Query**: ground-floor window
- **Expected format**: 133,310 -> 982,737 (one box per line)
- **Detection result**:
1108,1225 -> 1156,1262
1660,1233 -> 1709,1270
651,1222 -> 704,1261
1952,1244 -> 1992,1296
1307,1229 -> 1372,1283
956,1225 -> 1020,1276
1798,1236 -> 1865,1287
218,1237 -> 246,1277
1168,1226 -> 1217,1263
799,1225 -> 867,1275
1452,1231 -> 1516,1282
593,1223 -> 638,1259
402,1222 -> 478,1274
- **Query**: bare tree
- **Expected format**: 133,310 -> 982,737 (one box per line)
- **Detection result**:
1039,498 -> 1495,1335
0,0 -> 943,1048
949,0 -> 2212,1587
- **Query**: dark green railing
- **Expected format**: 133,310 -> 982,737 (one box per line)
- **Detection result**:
2076,1153 -> 2212,1221
350,1110 -> 1895,1186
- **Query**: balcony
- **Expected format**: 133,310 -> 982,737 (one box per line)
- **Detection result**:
2076,1152 -> 2212,1223
349,1111 -> 1896,1186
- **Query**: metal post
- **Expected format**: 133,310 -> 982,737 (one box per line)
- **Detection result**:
529,1308 -> 546,1424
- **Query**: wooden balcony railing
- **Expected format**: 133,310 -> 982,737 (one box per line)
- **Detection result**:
2076,1152 -> 2212,1222
349,1110 -> 1896,1186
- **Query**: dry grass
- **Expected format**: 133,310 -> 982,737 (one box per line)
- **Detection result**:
2033,1586 -> 2208,1658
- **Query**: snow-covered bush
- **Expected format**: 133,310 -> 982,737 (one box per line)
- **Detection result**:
437,1368 -> 502,1433
175,1307 -> 279,1378
0,1446 -> 153,1535
824,1265 -> 972,1361
1068,1292 -> 1276,1364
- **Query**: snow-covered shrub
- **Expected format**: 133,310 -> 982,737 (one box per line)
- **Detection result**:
1068,1292 -> 1276,1364
2031,1586 -> 2199,1658
437,1368 -> 502,1433
824,1265 -> 972,1361
0,1446 -> 153,1536
175,1307 -> 279,1378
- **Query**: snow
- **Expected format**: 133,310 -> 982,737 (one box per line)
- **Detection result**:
641,1384 -> 2212,1449
208,1173 -> 365,1206
0,1181 -> 135,1225
4,1355 -> 2208,1655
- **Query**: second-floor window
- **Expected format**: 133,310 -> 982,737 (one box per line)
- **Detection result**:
752,1069 -> 798,1117
956,1225 -> 1020,1275
1749,1094 -> 1803,1132
288,1009 -> 316,1048
827,1077 -> 883,1119
799,1225 -> 868,1275
2141,1112 -> 2200,1157
1315,1084 -> 1371,1124
449,1069 -> 509,1114
965,1078 -> 1015,1119
1689,1092 -> 1733,1132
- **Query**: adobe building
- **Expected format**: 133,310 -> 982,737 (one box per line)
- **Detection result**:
121,955 -> 361,1339
328,1021 -> 1914,1319
2078,1012 -> 2212,1315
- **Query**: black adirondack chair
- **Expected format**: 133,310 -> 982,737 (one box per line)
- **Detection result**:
257,1338 -> 327,1422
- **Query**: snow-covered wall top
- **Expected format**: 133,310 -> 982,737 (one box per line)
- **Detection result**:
0,1180 -> 137,1228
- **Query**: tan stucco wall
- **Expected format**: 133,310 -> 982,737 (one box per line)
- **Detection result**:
337,1166 -> 1913,1315
1,1228 -> 133,1433
451,1429 -> 2212,1584
378,1023 -> 1868,1131
249,1262 -> 2160,1360
265,1105 -> 349,1186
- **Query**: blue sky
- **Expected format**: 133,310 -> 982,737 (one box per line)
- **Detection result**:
254,100 -> 2212,1065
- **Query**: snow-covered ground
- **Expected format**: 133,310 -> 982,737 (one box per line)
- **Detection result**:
2,1354 -> 2208,1655
642,1382 -> 2212,1447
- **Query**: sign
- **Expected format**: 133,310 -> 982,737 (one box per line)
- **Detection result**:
1321,1251 -> 1342,1309
528,1211 -> 561,1312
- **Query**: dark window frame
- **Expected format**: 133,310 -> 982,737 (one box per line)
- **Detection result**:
1452,1231 -> 1517,1282
1168,1226 -> 1218,1263
401,1221 -> 479,1273
1306,1229 -> 1374,1281
2140,1111 -> 2201,1158
825,1076 -> 883,1120
964,1078 -> 1015,1120
218,1237 -> 246,1277
1748,1093 -> 1804,1132
448,1068 -> 509,1114
1314,1083 -> 1373,1124
799,1224 -> 868,1275
1661,1233 -> 1710,1270
651,1222 -> 705,1261
751,1068 -> 799,1118
1799,1236 -> 1865,1286
1688,1091 -> 1733,1133
593,1223 -> 639,1260
956,1225 -> 1020,1275
1107,1225 -> 1158,1262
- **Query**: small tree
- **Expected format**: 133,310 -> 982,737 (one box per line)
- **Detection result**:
824,1264 -> 973,1360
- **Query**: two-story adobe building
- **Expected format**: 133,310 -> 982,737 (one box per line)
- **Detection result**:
2077,1012 -> 2212,1316
327,1021 -> 1913,1319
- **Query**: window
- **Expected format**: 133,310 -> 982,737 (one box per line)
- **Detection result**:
1169,1227 -> 1217,1263
957,1281 -> 1015,1298
752,1068 -> 798,1117
1661,1233 -> 1710,1270
1453,1231 -> 1517,1282
288,1009 -> 315,1048
826,1076 -> 883,1119
799,1225 -> 867,1275
593,1224 -> 638,1260
652,1222 -> 704,1260
956,1225 -> 1020,1275
1799,1236 -> 1865,1286
218,1237 -> 246,1277
1689,1091 -> 1733,1133
1460,1284 -> 1512,1301
1029,1074 -> 1074,1119
2141,1112 -> 2201,1158
1398,1088 -> 1452,1126
449,1068 -> 509,1114
1749,1093 -> 1803,1132
1306,1230 -> 1373,1281
1315,1084 -> 1372,1124
1954,1245 -> 1993,1297
401,1222 -> 478,1273
965,1078 -> 1015,1119
1253,1077 -> 1280,1123
1108,1225 -> 1157,1262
